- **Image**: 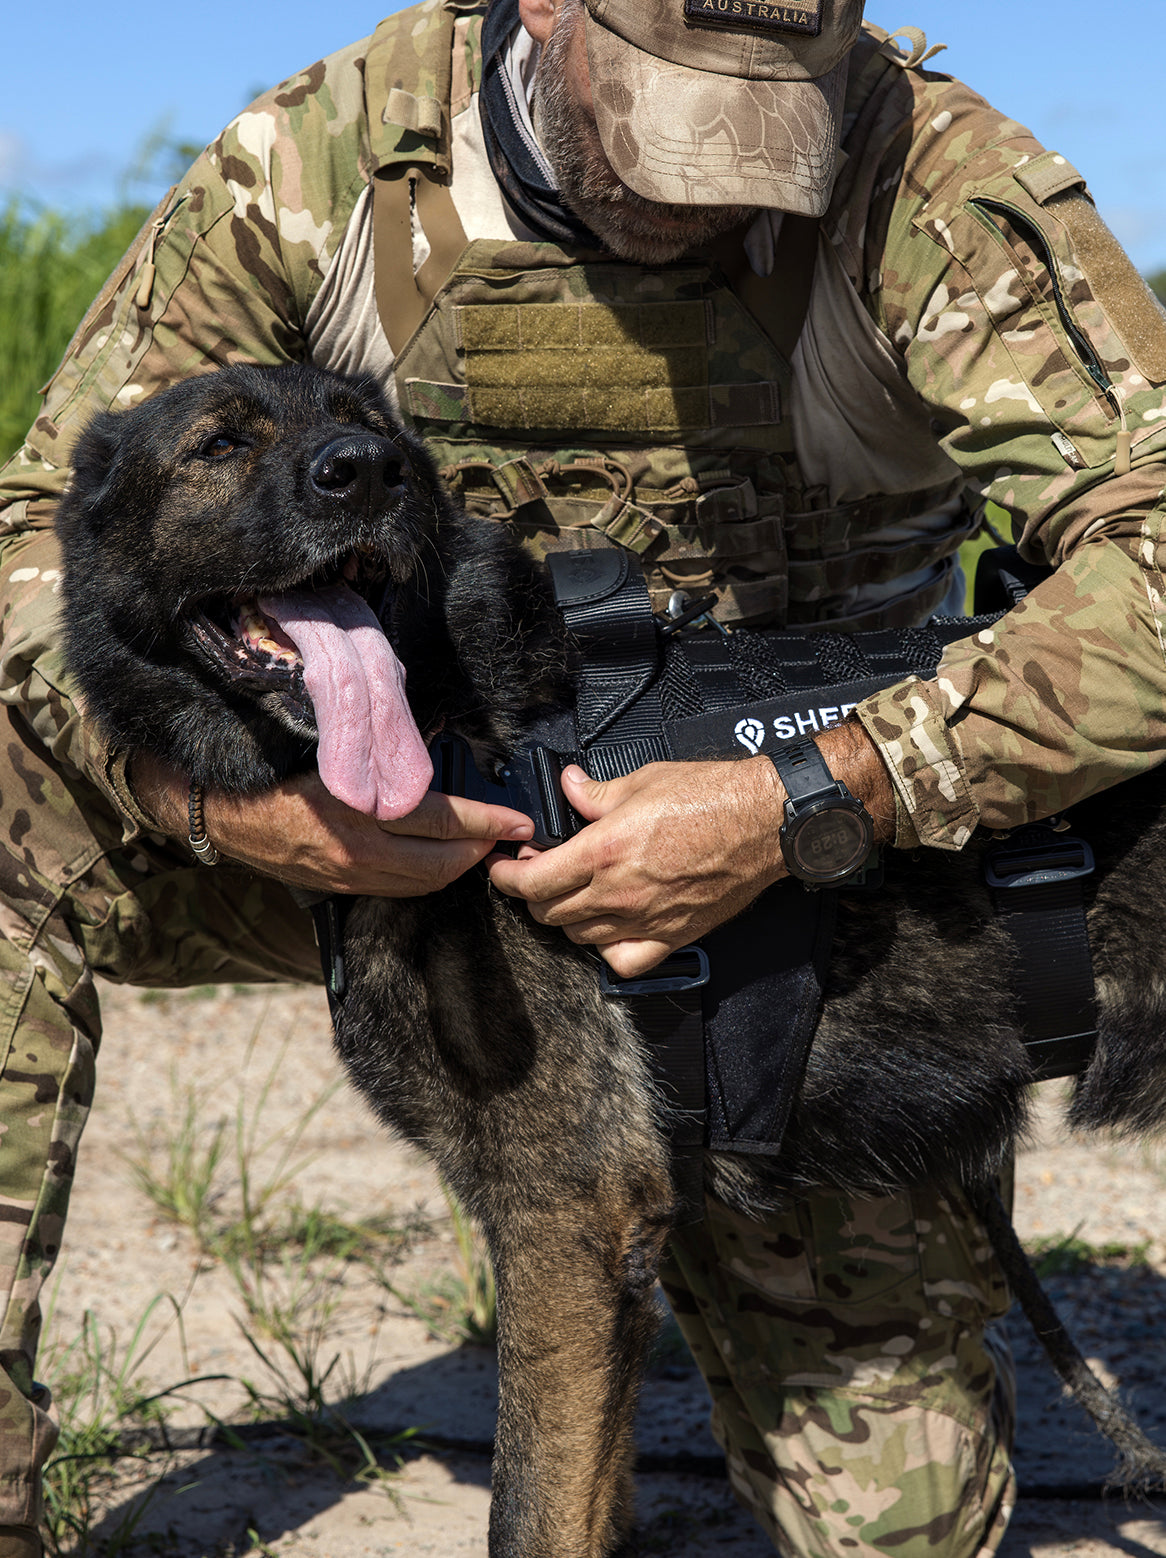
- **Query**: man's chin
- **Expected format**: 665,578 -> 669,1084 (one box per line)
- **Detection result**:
569,198 -> 753,265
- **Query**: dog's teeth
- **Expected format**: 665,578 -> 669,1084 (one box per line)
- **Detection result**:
226,603 -> 300,668
258,636 -> 297,663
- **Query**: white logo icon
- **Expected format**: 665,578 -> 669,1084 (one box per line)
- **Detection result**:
734,717 -> 766,755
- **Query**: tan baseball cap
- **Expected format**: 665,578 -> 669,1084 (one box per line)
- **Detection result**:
582,0 -> 864,216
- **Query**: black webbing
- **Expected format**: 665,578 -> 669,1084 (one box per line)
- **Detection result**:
601,949 -> 709,1225
546,550 -> 667,765
309,895 -> 354,1024
985,825 -> 1098,1079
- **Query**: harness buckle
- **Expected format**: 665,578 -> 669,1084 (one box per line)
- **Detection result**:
431,733 -> 582,850
599,945 -> 710,999
983,826 -> 1095,891
498,744 -> 583,847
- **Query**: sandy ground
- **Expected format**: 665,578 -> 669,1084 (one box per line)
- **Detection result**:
43,977 -> 1166,1557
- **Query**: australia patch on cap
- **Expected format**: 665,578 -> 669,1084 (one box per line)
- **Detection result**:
682,0 -> 824,35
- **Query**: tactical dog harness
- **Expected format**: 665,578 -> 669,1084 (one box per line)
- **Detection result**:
311,549 -> 1099,1220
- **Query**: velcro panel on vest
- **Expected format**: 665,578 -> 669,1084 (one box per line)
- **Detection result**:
405,288 -> 783,434
455,299 -> 715,434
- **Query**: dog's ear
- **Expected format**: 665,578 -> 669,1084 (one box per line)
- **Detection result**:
59,410 -> 124,533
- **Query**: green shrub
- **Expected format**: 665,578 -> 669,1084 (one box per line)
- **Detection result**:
0,201 -> 150,462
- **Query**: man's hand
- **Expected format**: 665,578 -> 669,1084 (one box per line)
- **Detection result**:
131,753 -> 535,897
488,755 -> 786,978
487,721 -> 896,978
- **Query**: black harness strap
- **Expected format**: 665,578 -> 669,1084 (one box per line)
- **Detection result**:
546,551 -> 669,770
548,551 -> 709,1221
600,949 -> 710,1225
309,893 -> 355,1024
985,824 -> 1098,1079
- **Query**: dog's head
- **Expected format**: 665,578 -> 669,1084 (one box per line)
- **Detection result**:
56,364 -> 476,806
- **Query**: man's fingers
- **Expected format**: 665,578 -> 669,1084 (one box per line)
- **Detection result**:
377,790 -> 534,843
364,835 -> 500,895
594,938 -> 674,978
191,772 -> 532,898
558,764 -> 632,822
488,846 -> 593,903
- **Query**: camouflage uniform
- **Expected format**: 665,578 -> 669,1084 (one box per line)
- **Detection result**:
0,2 -> 1164,1553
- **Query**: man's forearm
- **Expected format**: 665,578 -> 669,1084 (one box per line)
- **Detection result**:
813,718 -> 897,848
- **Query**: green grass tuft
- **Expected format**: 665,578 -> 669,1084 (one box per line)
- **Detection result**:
1026,1224 -> 1151,1278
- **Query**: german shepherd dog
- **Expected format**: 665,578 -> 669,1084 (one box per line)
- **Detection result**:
55,363 -> 1166,1555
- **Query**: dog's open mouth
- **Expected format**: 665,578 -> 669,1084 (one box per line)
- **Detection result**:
190,551 -> 433,822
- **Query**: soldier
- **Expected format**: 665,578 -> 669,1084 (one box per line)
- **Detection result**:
1,0 -> 1165,1553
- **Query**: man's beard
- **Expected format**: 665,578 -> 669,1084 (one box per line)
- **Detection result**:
533,10 -> 753,264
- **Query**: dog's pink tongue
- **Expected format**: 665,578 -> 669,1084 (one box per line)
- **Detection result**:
257,583 -> 432,821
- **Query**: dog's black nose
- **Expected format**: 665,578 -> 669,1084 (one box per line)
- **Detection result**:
309,436 -> 405,510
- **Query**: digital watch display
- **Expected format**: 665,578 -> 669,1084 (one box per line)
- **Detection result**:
769,736 -> 875,885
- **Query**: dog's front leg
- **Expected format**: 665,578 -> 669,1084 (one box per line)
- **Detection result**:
337,892 -> 677,1553
483,1187 -> 672,1558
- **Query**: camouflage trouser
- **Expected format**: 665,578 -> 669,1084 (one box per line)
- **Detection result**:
0,694 -> 320,1549
662,1184 -> 1017,1558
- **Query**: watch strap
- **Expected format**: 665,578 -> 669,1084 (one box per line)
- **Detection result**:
769,736 -> 846,807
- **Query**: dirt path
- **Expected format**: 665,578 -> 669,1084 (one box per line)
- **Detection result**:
45,978 -> 1166,1557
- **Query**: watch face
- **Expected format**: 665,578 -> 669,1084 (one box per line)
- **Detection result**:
788,806 -> 871,881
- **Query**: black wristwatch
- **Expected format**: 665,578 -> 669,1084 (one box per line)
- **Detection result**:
769,737 -> 875,885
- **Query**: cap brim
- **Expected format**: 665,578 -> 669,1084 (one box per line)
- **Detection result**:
584,14 -> 846,216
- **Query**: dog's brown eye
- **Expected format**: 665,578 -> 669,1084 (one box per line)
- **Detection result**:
198,433 -> 246,460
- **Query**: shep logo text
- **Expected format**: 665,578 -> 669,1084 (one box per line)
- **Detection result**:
734,701 -> 859,755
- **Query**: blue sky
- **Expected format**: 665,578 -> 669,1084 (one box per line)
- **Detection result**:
4,2 -> 1164,272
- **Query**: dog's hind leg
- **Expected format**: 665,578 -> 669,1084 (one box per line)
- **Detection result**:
483,1180 -> 674,1558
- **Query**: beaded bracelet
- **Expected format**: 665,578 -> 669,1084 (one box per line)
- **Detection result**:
187,781 -> 221,866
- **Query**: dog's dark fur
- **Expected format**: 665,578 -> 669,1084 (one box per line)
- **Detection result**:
56,364 -> 1166,1556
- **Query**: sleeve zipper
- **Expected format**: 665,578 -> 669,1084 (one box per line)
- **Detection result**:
134,192 -> 191,311
970,196 -> 1131,474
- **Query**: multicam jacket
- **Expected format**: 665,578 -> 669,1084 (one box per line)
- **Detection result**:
1,0 -> 1165,853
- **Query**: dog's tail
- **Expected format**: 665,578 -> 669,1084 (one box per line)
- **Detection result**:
964,1177 -> 1166,1495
